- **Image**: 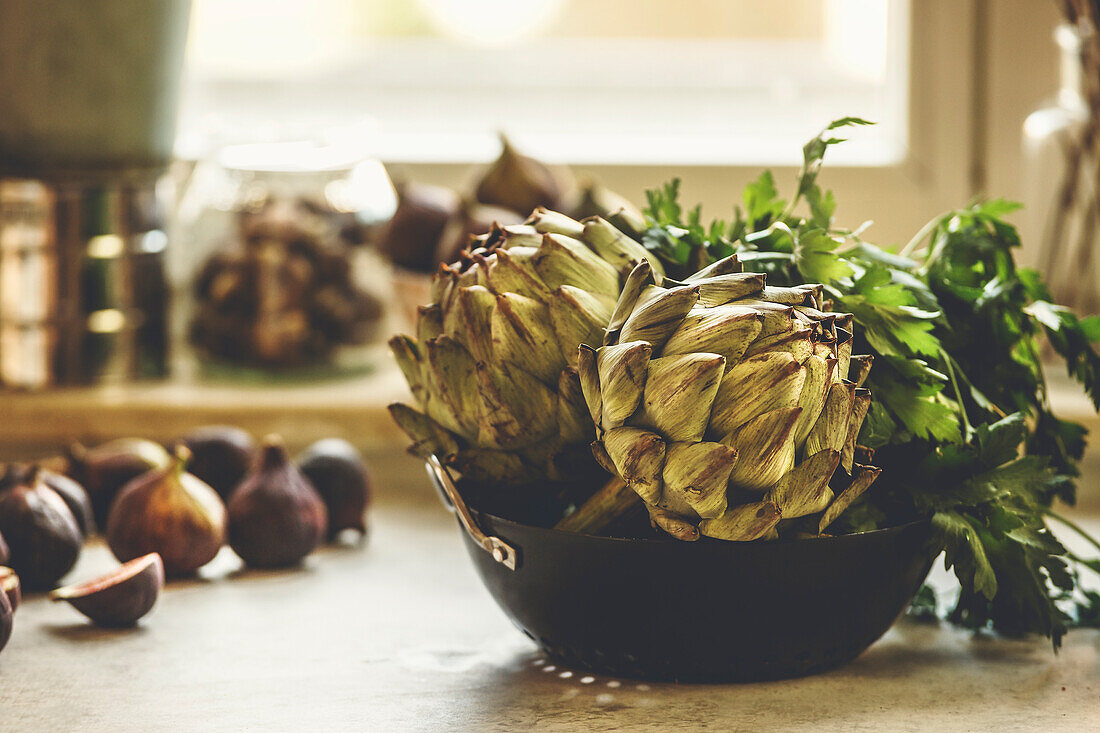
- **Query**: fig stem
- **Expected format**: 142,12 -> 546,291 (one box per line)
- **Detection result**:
171,444 -> 192,477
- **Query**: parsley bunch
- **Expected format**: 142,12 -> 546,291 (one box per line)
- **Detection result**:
638,119 -> 1100,647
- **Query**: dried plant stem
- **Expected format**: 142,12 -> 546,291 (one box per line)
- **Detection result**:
553,476 -> 638,534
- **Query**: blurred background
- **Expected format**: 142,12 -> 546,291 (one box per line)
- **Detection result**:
0,0 -> 1097,502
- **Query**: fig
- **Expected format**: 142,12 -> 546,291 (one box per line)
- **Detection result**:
564,181 -> 646,236
1,464 -> 95,537
179,425 -> 256,500
297,439 -> 372,539
377,183 -> 460,272
474,134 -> 561,216
435,202 -> 523,266
0,468 -> 83,590
228,435 -> 328,568
51,553 -> 164,627
0,577 -> 10,655
1,567 -> 20,612
106,446 -> 226,577
68,438 -> 171,527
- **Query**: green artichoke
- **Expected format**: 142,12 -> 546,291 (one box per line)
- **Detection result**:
388,209 -> 662,486
571,259 -> 879,541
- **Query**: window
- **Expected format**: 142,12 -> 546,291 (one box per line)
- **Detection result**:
180,0 -> 910,165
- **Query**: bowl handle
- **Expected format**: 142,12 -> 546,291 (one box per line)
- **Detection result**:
425,455 -> 517,570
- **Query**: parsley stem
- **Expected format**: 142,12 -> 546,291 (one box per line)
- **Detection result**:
1045,509 -> 1100,555
941,349 -> 973,440
898,214 -> 941,259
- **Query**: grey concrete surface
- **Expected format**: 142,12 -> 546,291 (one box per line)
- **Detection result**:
1,496 -> 1097,732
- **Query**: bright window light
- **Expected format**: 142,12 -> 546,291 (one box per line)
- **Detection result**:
179,0 -> 910,166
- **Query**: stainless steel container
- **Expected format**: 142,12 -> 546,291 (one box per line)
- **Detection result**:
0,175 -> 169,387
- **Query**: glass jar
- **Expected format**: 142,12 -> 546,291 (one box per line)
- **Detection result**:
173,140 -> 398,380
1021,24 -> 1099,314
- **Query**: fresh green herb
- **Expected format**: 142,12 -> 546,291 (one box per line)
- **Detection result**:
638,119 -> 1100,648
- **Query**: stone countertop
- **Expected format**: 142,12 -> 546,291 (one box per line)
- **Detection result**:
2,492 -> 1098,732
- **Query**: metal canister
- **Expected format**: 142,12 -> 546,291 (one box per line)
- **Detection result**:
0,174 -> 169,388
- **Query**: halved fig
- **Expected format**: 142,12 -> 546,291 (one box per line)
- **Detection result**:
50,553 -> 164,627
0,567 -> 19,611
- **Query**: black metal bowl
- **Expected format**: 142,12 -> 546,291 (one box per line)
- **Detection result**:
427,458 -> 936,683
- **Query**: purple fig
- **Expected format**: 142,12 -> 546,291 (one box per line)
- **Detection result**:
1,464 -> 95,537
229,435 -> 328,568
106,447 -> 226,577
68,438 -> 171,527
0,468 -> 82,590
1,567 -> 20,612
297,439 -> 371,539
377,183 -> 460,272
179,425 -> 255,500
0,577 -> 11,655
51,553 -> 164,627
474,135 -> 561,216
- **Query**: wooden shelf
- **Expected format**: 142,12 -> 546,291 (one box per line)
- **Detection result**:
0,360 -> 411,458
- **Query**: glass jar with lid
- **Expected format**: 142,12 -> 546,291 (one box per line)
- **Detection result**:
173,139 -> 398,379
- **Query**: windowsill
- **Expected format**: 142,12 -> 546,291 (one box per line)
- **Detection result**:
177,35 -> 908,168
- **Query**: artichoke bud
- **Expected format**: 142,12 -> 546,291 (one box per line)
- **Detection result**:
794,306 -> 837,341
636,353 -> 725,443
759,286 -> 815,306
848,354 -> 874,387
660,442 -> 737,520
453,285 -> 496,364
424,337 -> 480,437
746,301 -> 798,338
792,355 -> 832,444
805,381 -> 856,457
596,341 -> 653,427
698,501 -> 781,541
590,440 -> 617,475
474,362 -> 557,449
490,292 -> 563,384
449,449 -> 535,485
647,504 -> 700,541
429,266 -> 456,304
709,353 -> 805,437
417,304 -> 444,343
605,261 -> 657,345
685,254 -> 742,280
617,285 -> 699,350
765,448 -> 840,518
388,335 -> 425,404
606,205 -> 647,238
661,306 -> 763,364
832,313 -> 854,333
533,233 -> 621,299
557,367 -> 593,444
581,217 -> 664,276
694,272 -> 766,306
527,207 -> 586,238
723,407 -> 801,490
455,266 -> 480,290
842,388 -> 872,473
576,344 -> 603,430
496,224 -> 544,249
387,404 -> 460,460
548,286 -> 613,365
798,283 -> 825,310
486,248 -> 551,301
603,427 -> 666,504
819,463 -> 882,533
744,328 -> 815,360
469,253 -> 493,288
835,328 -> 853,379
